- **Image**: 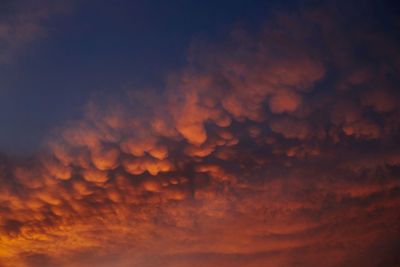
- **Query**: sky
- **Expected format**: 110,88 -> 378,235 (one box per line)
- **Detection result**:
0,0 -> 275,154
1,0 -> 400,266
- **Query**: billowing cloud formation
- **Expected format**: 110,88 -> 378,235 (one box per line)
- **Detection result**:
1,1 -> 400,266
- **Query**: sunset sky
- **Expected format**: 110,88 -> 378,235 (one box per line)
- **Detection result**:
1,0 -> 400,266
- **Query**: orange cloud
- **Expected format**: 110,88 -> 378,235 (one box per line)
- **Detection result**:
1,1 -> 400,266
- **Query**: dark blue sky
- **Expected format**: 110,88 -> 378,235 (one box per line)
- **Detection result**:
0,0 -> 286,154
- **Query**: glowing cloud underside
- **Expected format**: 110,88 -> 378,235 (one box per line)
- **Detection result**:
1,3 -> 400,267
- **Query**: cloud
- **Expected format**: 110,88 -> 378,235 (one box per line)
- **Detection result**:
0,0 -> 69,62
1,0 -> 400,266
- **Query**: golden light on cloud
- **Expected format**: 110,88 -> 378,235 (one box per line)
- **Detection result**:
1,2 -> 400,266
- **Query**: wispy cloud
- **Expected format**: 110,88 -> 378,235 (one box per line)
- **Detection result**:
0,0 -> 69,62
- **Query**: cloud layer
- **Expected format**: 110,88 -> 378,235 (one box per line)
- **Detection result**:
1,1 -> 400,266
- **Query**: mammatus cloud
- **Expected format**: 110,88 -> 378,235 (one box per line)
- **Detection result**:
1,1 -> 400,266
